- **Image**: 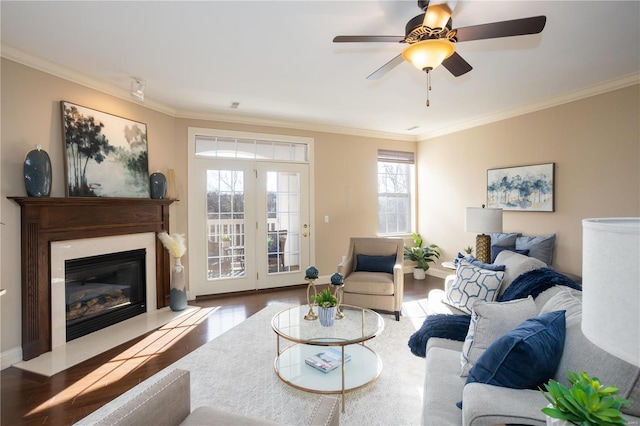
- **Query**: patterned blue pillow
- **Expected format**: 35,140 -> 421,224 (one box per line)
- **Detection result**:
444,261 -> 505,314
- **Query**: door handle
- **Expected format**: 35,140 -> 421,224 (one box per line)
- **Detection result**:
303,232 -> 308,237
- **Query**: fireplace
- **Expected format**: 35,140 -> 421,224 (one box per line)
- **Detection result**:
10,197 -> 173,361
65,249 -> 147,341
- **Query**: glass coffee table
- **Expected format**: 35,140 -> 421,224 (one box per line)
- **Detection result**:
271,304 -> 385,412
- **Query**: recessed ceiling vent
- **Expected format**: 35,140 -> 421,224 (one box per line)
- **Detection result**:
230,101 -> 240,109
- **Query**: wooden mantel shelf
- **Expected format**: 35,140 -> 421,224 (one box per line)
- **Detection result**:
9,196 -> 174,361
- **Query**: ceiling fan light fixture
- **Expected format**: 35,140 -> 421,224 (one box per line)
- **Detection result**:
422,4 -> 452,29
402,39 -> 455,71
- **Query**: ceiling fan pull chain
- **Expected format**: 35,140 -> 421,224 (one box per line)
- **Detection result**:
426,69 -> 431,107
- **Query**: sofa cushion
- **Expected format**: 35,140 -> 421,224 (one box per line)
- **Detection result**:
444,261 -> 504,315
493,251 -> 547,296
343,271 -> 394,295
423,347 -> 465,426
516,234 -> 556,266
541,290 -> 640,417
465,310 -> 566,390
460,296 -> 537,376
355,254 -> 395,274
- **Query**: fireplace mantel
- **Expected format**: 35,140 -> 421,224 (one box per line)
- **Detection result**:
10,197 -> 174,360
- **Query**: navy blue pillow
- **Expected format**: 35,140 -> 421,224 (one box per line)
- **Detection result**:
465,310 -> 566,390
355,254 -> 396,274
490,245 -> 530,263
466,256 -> 506,271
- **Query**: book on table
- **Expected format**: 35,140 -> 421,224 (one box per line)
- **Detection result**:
305,347 -> 351,374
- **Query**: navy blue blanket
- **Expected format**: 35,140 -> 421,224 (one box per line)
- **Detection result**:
407,268 -> 581,357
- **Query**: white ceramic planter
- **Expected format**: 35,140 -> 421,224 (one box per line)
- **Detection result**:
413,268 -> 426,280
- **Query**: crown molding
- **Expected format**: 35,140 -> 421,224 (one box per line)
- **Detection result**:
1,44 -> 178,117
3,43 -> 636,144
1,44 -> 413,142
174,109 -> 416,142
416,72 -> 640,141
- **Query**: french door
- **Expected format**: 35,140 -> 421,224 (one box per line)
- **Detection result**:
187,131 -> 312,297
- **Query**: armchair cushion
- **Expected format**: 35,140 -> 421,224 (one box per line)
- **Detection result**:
355,254 -> 396,274
343,271 -> 395,295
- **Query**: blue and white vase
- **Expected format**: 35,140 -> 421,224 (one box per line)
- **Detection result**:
318,306 -> 337,327
24,145 -> 52,197
170,257 -> 187,311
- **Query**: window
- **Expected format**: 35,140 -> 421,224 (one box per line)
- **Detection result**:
377,150 -> 414,235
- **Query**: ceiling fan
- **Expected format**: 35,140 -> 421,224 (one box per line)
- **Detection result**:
333,0 -> 546,105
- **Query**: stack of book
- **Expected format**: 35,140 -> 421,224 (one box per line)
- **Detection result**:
305,348 -> 351,374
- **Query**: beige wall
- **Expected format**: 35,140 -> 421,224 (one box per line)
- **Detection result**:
2,58 -> 638,364
418,84 -> 640,276
0,59 -> 413,361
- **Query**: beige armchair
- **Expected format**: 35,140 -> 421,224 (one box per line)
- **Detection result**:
337,237 -> 404,321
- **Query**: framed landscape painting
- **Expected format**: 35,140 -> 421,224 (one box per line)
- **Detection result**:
61,101 -> 149,197
487,163 -> 555,212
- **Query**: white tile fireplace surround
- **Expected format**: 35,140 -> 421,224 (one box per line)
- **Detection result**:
13,233 -> 197,377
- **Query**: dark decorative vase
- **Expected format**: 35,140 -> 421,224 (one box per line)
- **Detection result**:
150,172 -> 167,199
24,145 -> 52,197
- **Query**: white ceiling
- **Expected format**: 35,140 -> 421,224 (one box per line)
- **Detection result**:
1,1 -> 639,140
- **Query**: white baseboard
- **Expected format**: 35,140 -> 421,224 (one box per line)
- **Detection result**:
1,346 -> 23,370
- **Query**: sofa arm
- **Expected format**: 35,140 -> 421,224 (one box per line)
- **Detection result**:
307,396 -> 340,426
444,274 -> 456,292
95,369 -> 191,426
461,383 -> 547,426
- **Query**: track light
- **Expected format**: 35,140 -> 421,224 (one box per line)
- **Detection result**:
130,77 -> 146,102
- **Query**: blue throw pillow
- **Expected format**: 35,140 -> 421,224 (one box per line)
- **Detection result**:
516,234 -> 556,266
490,245 -> 530,263
355,254 -> 396,274
465,310 -> 566,390
489,232 -> 521,247
466,256 -> 506,271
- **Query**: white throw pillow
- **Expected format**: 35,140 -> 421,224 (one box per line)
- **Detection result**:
460,296 -> 537,376
444,260 -> 505,315
493,250 -> 547,296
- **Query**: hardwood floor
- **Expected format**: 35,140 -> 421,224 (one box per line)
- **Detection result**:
1,274 -> 443,425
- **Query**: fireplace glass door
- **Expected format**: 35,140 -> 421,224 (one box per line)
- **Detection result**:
65,249 -> 146,341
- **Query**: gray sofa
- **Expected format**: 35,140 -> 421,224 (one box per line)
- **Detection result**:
421,251 -> 640,426
93,369 -> 340,426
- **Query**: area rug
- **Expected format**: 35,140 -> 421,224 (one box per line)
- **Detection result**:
77,302 -> 426,426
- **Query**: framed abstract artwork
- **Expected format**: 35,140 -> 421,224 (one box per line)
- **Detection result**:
487,163 -> 555,212
61,101 -> 149,197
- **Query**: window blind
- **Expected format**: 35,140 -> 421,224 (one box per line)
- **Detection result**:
377,150 -> 415,164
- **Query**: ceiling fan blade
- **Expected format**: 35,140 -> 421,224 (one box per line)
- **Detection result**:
454,16 -> 546,42
333,35 -> 405,43
366,54 -> 404,80
442,52 -> 472,77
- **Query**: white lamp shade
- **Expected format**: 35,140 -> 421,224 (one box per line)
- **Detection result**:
464,207 -> 503,234
582,218 -> 640,367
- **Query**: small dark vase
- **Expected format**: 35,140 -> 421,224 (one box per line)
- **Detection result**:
24,145 -> 52,197
150,172 -> 167,199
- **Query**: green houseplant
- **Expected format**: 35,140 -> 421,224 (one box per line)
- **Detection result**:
540,370 -> 629,426
404,233 -> 440,280
311,288 -> 338,327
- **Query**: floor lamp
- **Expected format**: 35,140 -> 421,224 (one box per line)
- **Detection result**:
582,218 -> 640,367
465,206 -> 503,264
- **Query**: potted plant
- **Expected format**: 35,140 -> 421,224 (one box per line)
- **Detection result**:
540,370 -> 629,426
404,233 -> 440,280
311,288 -> 338,327
463,246 -> 474,257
